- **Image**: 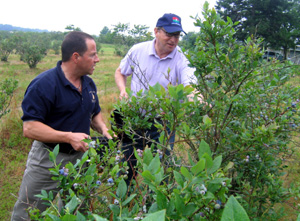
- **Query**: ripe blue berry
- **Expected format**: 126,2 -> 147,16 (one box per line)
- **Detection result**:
59,169 -> 64,175
107,178 -> 114,184
96,180 -> 101,185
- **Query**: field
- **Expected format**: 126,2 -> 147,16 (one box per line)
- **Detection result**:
0,44 -> 122,220
1,44 -> 300,220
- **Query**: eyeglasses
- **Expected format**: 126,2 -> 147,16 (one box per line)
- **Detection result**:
159,28 -> 182,39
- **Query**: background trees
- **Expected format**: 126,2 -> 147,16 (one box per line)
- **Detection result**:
215,0 -> 300,59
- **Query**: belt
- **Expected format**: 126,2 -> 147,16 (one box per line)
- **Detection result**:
43,142 -> 76,154
43,137 -> 111,155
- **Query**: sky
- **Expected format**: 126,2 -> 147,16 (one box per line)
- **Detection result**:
1,0 -> 217,36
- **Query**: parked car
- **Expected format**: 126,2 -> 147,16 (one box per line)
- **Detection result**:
262,51 -> 283,61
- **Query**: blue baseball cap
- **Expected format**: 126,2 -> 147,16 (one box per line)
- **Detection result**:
156,13 -> 186,34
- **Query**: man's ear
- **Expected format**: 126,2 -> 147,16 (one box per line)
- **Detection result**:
72,52 -> 80,63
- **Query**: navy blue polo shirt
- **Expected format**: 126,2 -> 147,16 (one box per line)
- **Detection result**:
21,61 -> 101,136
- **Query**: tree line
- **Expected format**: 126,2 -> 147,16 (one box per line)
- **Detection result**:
1,0 -> 300,68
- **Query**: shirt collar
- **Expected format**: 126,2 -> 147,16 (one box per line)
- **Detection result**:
56,61 -> 91,90
149,39 -> 176,60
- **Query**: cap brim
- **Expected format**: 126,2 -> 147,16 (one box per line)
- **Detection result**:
163,26 -> 186,34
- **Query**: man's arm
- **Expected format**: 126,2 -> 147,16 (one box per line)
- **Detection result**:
90,112 -> 112,139
23,121 -> 90,152
115,67 -> 128,99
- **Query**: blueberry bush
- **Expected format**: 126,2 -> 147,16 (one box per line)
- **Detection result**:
0,78 -> 18,119
28,2 -> 300,220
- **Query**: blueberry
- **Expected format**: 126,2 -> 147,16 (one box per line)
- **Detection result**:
214,203 -> 221,209
292,102 -> 296,108
216,200 -> 222,205
59,169 -> 64,175
199,212 -> 205,217
107,178 -> 114,184
96,180 -> 101,185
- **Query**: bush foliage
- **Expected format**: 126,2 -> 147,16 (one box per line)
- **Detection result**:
25,2 -> 300,221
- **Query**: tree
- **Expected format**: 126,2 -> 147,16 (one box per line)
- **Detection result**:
21,42 -> 46,68
216,0 -> 300,59
0,37 -> 15,61
100,26 -> 110,35
112,23 -> 153,57
65,24 -> 82,32
179,31 -> 198,51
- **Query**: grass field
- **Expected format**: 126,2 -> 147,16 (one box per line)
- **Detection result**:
0,44 -> 122,220
1,44 -> 300,220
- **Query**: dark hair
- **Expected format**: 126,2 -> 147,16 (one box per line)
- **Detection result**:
61,31 -> 94,62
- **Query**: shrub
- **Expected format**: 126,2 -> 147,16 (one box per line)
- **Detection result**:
0,78 -> 18,119
27,2 -> 300,220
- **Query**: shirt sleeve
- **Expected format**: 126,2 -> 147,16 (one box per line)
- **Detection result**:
21,82 -> 52,123
119,47 -> 136,77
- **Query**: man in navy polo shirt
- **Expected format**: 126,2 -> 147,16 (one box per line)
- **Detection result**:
11,31 -> 112,220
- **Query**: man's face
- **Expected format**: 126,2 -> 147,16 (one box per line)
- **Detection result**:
155,27 -> 181,55
78,39 -> 99,75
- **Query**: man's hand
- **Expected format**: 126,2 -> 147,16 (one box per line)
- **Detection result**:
119,89 -> 128,100
68,132 -> 91,152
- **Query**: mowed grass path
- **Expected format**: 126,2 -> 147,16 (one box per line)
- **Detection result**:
0,44 -> 122,220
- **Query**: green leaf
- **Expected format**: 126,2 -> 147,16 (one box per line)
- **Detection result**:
122,194 -> 137,206
174,192 -> 184,215
180,166 -> 193,181
65,196 -> 80,213
198,140 -> 211,159
93,214 -> 109,221
191,159 -> 206,175
173,170 -> 184,187
143,210 -> 166,221
202,153 -> 213,169
207,155 -> 222,174
142,170 -> 156,182
76,212 -> 86,221
85,164 -> 96,176
156,190 -> 168,210
85,175 -> 94,185
109,204 -> 120,215
143,148 -> 154,166
116,179 -> 127,200
53,144 -> 59,157
182,203 -> 197,216
221,196 -> 250,221
62,214 -> 77,220
148,155 -> 161,174
203,114 -> 212,126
